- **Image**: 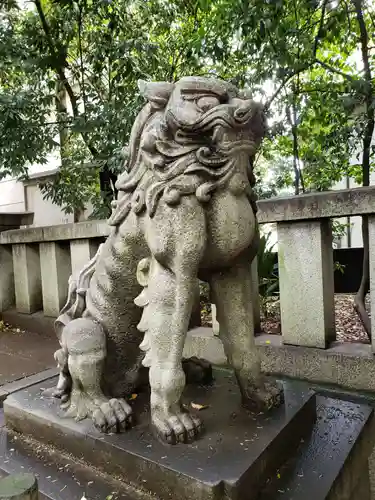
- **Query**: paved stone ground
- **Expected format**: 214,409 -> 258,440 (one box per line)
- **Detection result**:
0,327 -> 58,386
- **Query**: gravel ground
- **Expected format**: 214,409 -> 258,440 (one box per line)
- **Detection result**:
202,294 -> 371,343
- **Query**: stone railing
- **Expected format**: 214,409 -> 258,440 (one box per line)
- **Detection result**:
2,187 -> 375,393
0,218 -> 107,317
257,186 -> 375,350
0,214 -> 258,330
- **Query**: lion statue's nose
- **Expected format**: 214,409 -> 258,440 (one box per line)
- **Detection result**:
232,99 -> 253,123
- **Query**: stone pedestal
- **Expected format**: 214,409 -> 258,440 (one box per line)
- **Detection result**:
4,374 -> 316,500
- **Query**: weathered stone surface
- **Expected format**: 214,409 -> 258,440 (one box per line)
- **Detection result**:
40,242 -> 71,317
0,220 -> 109,245
0,473 -> 38,499
368,444 -> 375,499
260,396 -> 375,500
257,334 -> 375,393
0,414 -> 143,500
70,238 -> 102,277
4,374 -> 316,500
257,186 -> 375,223
0,246 -> 15,313
278,219 -> 335,348
0,368 -> 58,403
251,258 -> 261,333
183,327 -> 227,364
194,331 -> 375,393
50,76 -> 282,442
12,244 -> 42,314
3,386 -> 375,500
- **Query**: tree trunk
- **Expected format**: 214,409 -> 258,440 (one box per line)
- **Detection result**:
286,102 -> 305,195
354,216 -> 371,337
352,0 -> 374,341
55,80 -> 83,223
99,165 -> 117,212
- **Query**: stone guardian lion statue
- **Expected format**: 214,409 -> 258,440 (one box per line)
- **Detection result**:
52,76 -> 282,444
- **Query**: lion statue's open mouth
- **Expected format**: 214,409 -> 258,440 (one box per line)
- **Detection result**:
109,76 -> 266,223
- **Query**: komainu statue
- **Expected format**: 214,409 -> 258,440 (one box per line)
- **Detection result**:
52,76 -> 282,444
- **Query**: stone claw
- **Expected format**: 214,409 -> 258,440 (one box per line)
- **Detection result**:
152,409 -> 203,444
241,378 -> 283,413
92,398 -> 133,433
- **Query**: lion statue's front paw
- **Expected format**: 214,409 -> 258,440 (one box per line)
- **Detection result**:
152,406 -> 203,444
92,398 -> 133,433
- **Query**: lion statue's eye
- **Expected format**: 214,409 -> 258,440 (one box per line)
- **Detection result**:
196,95 -> 220,112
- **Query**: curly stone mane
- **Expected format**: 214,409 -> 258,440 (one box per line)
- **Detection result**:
108,78 -> 265,227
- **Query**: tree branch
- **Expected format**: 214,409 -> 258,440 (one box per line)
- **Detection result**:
313,0 -> 328,57
33,0 -> 79,117
77,0 -> 86,118
265,63 -> 312,109
33,0 -> 98,157
315,59 -> 356,81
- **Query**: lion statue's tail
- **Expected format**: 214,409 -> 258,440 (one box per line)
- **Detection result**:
54,244 -> 104,341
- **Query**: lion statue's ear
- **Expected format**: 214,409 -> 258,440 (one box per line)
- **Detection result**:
138,80 -> 174,108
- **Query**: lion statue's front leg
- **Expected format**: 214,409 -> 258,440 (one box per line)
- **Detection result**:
135,197 -> 207,444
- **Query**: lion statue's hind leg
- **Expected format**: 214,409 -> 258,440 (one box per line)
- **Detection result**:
210,255 -> 283,412
60,318 -> 133,433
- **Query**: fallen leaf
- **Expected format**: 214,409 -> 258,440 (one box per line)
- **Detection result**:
129,394 -> 138,400
191,402 -> 209,411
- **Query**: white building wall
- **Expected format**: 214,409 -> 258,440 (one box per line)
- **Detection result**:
0,177 -> 25,213
25,183 -> 74,226
333,135 -> 375,249
0,149 -> 69,226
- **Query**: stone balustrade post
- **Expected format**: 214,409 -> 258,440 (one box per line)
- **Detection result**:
70,238 -> 100,276
0,213 -> 34,313
0,473 -> 38,499
0,245 -> 15,312
277,219 -> 335,348
40,242 -> 71,317
12,244 -> 42,314
211,303 -> 220,335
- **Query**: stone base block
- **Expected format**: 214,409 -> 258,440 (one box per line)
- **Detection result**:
4,373 -> 316,500
183,327 -> 226,365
